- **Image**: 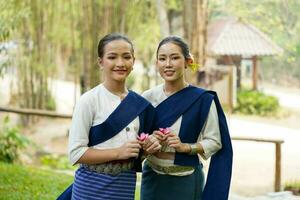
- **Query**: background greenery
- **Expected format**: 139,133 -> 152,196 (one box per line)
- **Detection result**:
1,0 -> 300,198
235,89 -> 280,116
0,162 -> 73,200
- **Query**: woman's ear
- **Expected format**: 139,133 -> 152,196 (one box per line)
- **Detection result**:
187,58 -> 194,65
98,57 -> 103,70
155,60 -> 159,70
186,58 -> 194,69
132,56 -> 135,70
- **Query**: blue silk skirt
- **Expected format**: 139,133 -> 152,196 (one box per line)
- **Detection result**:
72,167 -> 136,200
141,162 -> 204,200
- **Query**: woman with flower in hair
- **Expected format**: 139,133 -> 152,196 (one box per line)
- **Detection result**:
141,36 -> 233,200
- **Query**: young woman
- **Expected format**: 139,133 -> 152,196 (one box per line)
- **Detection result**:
141,36 -> 233,200
57,33 -> 160,200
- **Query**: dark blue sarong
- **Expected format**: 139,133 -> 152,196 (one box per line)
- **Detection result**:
141,161 -> 204,200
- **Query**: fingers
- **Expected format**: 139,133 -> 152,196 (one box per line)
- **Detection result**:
153,131 -> 165,140
154,130 -> 173,141
166,135 -> 180,146
143,135 -> 156,149
146,141 -> 161,153
127,142 -> 142,149
141,135 -> 162,154
121,141 -> 142,158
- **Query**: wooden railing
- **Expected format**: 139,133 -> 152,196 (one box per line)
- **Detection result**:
0,106 -> 284,192
0,106 -> 72,118
232,136 -> 284,192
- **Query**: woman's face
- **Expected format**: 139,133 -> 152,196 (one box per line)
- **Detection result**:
98,40 -> 134,83
156,42 -> 186,83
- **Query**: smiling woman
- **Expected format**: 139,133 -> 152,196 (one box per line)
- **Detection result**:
156,42 -> 187,85
57,33 -> 160,200
99,39 -> 135,86
141,36 -> 233,200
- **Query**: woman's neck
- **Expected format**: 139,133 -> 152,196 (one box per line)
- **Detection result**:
164,79 -> 188,96
103,80 -> 128,98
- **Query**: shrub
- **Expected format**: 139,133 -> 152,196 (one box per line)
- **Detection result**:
0,116 -> 30,163
234,89 -> 280,116
284,181 -> 300,196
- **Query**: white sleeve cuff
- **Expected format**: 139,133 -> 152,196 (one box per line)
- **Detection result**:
199,139 -> 222,160
69,144 -> 89,165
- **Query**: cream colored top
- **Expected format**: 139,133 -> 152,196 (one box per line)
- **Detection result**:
142,84 -> 222,176
68,84 -> 140,165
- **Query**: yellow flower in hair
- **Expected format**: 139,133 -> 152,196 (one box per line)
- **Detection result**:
187,53 -> 200,72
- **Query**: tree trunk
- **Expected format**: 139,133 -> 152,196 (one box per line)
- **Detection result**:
183,0 -> 208,85
156,0 -> 170,37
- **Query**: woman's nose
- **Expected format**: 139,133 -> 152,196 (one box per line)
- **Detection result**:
116,58 -> 125,67
166,58 -> 172,67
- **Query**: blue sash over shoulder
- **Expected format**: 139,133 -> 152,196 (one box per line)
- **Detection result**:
57,91 -> 154,200
154,86 -> 233,200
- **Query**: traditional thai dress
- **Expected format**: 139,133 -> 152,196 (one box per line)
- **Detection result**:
141,84 -> 233,200
57,84 -> 154,200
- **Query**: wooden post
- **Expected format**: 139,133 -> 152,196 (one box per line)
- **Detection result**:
228,65 -> 233,113
252,56 -> 257,90
275,143 -> 281,192
231,136 -> 284,192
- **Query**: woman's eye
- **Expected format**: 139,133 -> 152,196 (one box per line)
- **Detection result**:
172,57 -> 180,60
158,57 -> 165,61
107,56 -> 116,60
124,56 -> 132,60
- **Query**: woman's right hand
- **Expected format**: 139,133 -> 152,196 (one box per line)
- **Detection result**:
153,130 -> 169,145
116,140 -> 142,160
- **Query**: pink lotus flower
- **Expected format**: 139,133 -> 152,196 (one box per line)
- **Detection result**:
159,127 -> 171,135
137,132 -> 149,141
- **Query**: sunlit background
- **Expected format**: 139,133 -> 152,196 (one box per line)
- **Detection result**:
1,0 -> 300,199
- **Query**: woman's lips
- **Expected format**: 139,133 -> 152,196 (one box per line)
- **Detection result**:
164,70 -> 175,76
113,69 -> 127,74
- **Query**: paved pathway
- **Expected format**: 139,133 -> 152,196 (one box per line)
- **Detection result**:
230,192 -> 300,200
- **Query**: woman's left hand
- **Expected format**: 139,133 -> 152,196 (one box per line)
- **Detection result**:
142,135 -> 161,154
166,133 -> 190,153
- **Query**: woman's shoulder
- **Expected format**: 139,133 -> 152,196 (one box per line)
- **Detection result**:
129,90 -> 151,104
142,84 -> 164,100
190,85 -> 217,97
77,84 -> 101,105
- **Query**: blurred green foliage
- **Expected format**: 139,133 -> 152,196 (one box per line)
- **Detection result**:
45,95 -> 57,111
40,154 -> 76,170
210,0 -> 300,86
0,116 -> 30,163
284,180 -> 300,196
234,89 -> 280,116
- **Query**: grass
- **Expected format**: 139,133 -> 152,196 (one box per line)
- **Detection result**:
0,162 -> 73,200
0,162 -> 143,200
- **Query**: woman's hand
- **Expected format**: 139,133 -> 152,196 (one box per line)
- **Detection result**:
153,130 -> 168,142
116,140 -> 142,160
166,133 -> 190,153
142,135 -> 161,154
